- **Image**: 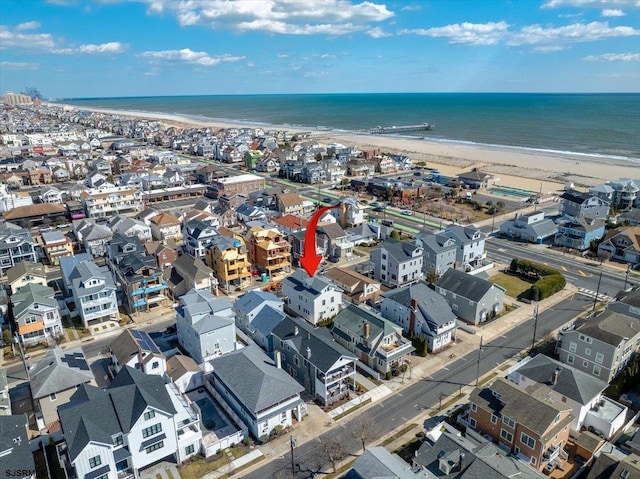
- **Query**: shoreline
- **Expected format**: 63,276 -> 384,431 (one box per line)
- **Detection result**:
50,102 -> 639,194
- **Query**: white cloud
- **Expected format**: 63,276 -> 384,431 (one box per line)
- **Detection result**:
0,27 -> 56,50
366,26 -> 391,38
401,5 -> 421,11
142,0 -> 393,35
542,0 -> 640,8
400,21 -> 510,45
584,52 -> 640,61
15,21 -> 41,31
141,48 -> 245,66
276,53 -> 289,58
0,61 -> 39,70
508,21 -> 640,46
601,8 -> 626,16
53,42 -> 129,54
533,45 -> 566,52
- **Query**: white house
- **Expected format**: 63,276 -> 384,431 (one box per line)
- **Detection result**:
108,329 -> 167,377
58,366 -> 202,479
281,269 -> 343,326
442,224 -> 487,270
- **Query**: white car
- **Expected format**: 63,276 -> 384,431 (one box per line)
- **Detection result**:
401,210 -> 413,216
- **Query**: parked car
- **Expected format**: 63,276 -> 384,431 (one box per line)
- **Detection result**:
401,210 -> 413,216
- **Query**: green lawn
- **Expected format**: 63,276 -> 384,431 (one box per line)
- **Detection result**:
490,272 -> 533,299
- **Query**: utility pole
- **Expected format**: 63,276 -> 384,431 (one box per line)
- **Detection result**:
592,271 -> 603,314
475,335 -> 483,387
439,392 -> 443,411
289,434 -> 297,478
530,304 -> 539,353
13,334 -> 30,382
624,263 -> 631,291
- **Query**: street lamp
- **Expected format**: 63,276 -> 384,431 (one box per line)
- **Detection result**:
289,434 -> 297,478
13,334 -> 30,382
624,263 -> 632,291
530,303 -> 539,353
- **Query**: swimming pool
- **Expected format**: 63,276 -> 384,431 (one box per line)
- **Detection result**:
489,186 -> 535,200
195,397 -> 228,432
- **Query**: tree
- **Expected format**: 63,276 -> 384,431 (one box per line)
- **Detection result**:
425,269 -> 438,284
496,200 -> 505,211
321,436 -> 346,473
390,230 -> 401,240
351,415 -> 378,453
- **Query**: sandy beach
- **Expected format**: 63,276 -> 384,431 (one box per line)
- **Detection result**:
58,104 -> 638,194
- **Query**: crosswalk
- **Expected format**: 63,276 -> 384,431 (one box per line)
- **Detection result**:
577,288 -> 612,302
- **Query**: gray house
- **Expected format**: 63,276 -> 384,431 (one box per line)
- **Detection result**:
436,268 -> 505,325
556,310 -> 640,382
0,415 -> 35,479
206,345 -> 305,441
370,239 -> 423,288
271,316 -> 358,406
234,290 -> 286,352
415,232 -> 457,278
380,281 -> 457,353
347,447 -> 420,479
559,190 -> 610,220
175,289 -> 237,365
442,224 -> 487,270
499,212 -> 558,244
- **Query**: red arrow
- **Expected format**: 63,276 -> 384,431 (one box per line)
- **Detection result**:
299,205 -> 339,277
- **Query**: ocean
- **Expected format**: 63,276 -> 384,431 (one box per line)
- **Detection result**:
59,93 -> 640,161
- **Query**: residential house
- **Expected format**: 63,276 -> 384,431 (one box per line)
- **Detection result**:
415,232 -> 457,278
370,239 -> 424,288
559,190 -> 610,220
608,287 -> 640,319
150,212 -> 183,244
12,283 -> 63,346
380,281 -> 457,353
166,354 -> 202,394
413,431 -> 548,479
331,304 -> 415,378
619,208 -> 640,226
348,447 -> 419,479
322,267 -> 381,305
0,415 -> 36,479
317,223 -> 354,260
59,253 -> 120,330
73,218 -> 113,256
507,354 -> 627,439
436,268 -> 505,325
282,269 -> 343,326
233,290 -> 286,352
205,345 -> 305,441
236,203 -> 267,223
57,366 -> 202,479
272,214 -> 309,238
245,226 -> 292,278
0,369 -> 10,416
586,453 -> 640,479
145,241 -> 179,270
275,192 -> 307,217
183,218 -> 219,259
499,212 -> 558,244
597,226 -> 640,266
109,329 -> 167,378
468,378 -> 573,473
442,224 -> 487,270
554,218 -> 606,251
332,197 -> 368,228
206,235 -> 252,292
272,316 -> 358,406
80,186 -> 144,218
0,221 -> 39,276
163,253 -> 218,299
556,310 -> 640,382
176,289 -> 237,364
5,260 -> 47,294
456,168 -> 496,189
29,347 -> 95,433
590,178 -> 640,210
41,230 -> 74,265
107,215 -> 153,243
39,186 -> 65,204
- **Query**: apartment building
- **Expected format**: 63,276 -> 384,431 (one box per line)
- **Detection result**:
370,239 -> 424,288
206,235 -> 252,292
41,230 -> 74,266
80,186 -> 144,218
282,269 -> 343,326
13,283 -> 63,346
245,226 -> 292,278
442,224 -> 487,270
0,221 -> 39,276
209,174 -> 265,198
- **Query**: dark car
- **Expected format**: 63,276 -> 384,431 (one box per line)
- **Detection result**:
328,255 -> 340,263
322,197 -> 333,203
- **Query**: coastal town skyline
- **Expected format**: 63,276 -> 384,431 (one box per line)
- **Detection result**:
1,0 -> 639,98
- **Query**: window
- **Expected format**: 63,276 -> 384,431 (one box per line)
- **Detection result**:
583,360 -> 589,368
593,365 -> 601,376
142,423 -> 162,438
520,432 -> 536,449
49,392 -> 57,401
500,429 -> 513,442
470,402 -> 477,412
502,415 -> 516,428
113,435 -> 123,447
569,342 -> 577,353
468,417 -> 476,429
185,444 -> 195,455
567,354 -> 575,365
491,414 -> 498,425
595,352 -> 604,364
145,441 -> 164,454
621,470 -> 630,478
152,362 -> 159,369
585,348 -> 591,356
89,456 -> 101,468
531,457 -> 537,466
294,356 -> 300,366
144,410 -> 155,420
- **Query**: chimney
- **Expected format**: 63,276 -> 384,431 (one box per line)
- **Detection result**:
363,321 -> 370,338
551,367 -> 561,385
294,326 -> 299,336
275,350 -> 282,369
410,298 -> 418,335
306,346 -> 312,360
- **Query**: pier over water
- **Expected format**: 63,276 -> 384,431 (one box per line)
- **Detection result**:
369,123 -> 434,134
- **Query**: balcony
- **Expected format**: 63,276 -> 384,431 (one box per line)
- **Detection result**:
376,337 -> 414,359
543,444 -> 568,463
319,365 -> 355,384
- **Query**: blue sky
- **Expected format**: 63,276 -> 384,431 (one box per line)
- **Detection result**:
1,0 -> 639,98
